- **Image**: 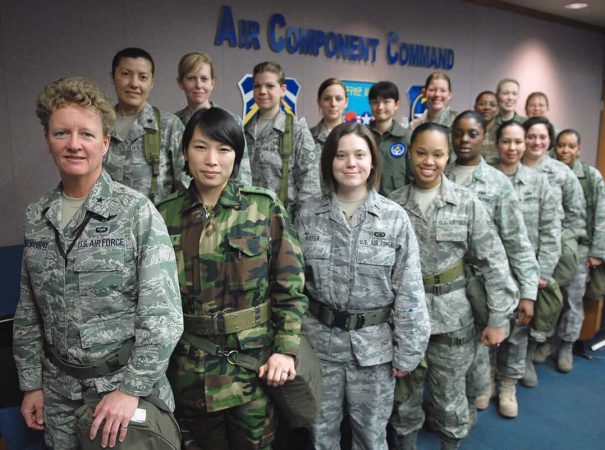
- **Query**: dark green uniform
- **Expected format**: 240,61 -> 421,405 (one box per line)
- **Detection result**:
158,181 -> 308,450
369,120 -> 411,197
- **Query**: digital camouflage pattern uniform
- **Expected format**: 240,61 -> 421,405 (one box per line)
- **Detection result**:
13,170 -> 183,449
503,163 -> 562,345
158,180 -> 308,450
556,160 -> 605,342
175,105 -> 252,185
296,190 -> 430,450
368,120 -> 412,197
310,120 -> 330,149
104,102 -> 189,204
529,155 -> 587,342
244,110 -> 321,216
445,159 -> 537,394
388,176 -> 518,443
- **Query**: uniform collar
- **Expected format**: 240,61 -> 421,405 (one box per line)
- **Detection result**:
181,179 -> 242,214
44,170 -> 119,232
110,102 -> 156,141
369,120 -> 405,138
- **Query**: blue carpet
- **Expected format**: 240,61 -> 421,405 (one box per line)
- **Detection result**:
417,340 -> 605,450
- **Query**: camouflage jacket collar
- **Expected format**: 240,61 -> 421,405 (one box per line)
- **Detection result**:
45,170 -> 119,233
572,159 -> 587,178
181,180 -> 242,214
319,189 -> 385,224
406,175 -> 460,219
369,119 -> 406,139
110,102 -> 158,142
513,163 -> 533,186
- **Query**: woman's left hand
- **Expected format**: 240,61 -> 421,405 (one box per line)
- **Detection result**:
259,353 -> 296,386
392,368 -> 409,378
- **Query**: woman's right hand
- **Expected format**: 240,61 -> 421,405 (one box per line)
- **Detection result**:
21,389 -> 45,430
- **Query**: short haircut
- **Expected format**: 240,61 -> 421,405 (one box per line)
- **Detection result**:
112,47 -> 155,76
181,107 -> 244,178
253,61 -> 285,85
424,71 -> 452,91
523,116 -> 555,146
317,78 -> 348,101
452,110 -> 487,134
321,122 -> 381,194
556,129 -> 581,146
496,120 -> 525,143
525,91 -> 549,109
36,77 -> 116,135
369,81 -> 399,101
496,78 -> 520,96
410,122 -> 449,148
177,52 -> 215,80
474,90 -> 497,105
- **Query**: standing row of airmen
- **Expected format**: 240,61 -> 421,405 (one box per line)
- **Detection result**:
12,46 -> 605,450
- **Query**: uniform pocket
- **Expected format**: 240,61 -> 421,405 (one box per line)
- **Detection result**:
436,225 -> 467,242
226,236 -> 270,291
78,316 -> 134,349
72,248 -> 125,307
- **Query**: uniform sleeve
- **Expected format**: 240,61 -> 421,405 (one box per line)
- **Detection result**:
119,200 -> 183,397
494,180 -> 539,300
468,197 -> 518,328
162,113 -> 190,192
268,199 -> 309,356
589,168 -> 605,260
292,121 -> 322,212
391,212 -> 430,372
562,169 -> 587,239
537,179 -> 562,279
235,116 -> 252,185
13,252 -> 44,391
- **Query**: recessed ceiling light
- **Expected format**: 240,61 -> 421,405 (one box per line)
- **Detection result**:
565,2 -> 588,9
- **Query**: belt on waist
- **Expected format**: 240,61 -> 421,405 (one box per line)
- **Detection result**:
180,331 -> 265,372
430,328 -> 475,346
184,301 -> 270,335
424,278 -> 466,295
577,236 -> 590,246
422,260 -> 465,286
44,338 -> 134,379
308,299 -> 391,331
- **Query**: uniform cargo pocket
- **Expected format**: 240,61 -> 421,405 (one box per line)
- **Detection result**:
226,236 -> 269,291
73,248 -> 124,300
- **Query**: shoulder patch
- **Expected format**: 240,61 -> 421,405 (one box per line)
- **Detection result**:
389,143 -> 407,158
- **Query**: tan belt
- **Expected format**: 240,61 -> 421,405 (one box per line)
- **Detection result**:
184,301 -> 270,335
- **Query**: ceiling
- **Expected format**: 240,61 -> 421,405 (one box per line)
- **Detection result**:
477,0 -> 605,31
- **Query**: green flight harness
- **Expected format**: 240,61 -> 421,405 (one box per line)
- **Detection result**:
278,113 -> 294,206
144,107 -> 162,202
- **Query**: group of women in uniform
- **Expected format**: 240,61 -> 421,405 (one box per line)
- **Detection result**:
165,52 -> 605,450
27,50 -> 600,450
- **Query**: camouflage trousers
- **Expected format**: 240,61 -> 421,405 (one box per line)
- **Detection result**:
496,323 -> 529,379
40,380 -> 84,449
308,359 -> 395,450
556,244 -> 589,342
391,325 -> 475,440
466,323 -> 529,397
175,384 -> 274,450
465,333 -> 491,397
